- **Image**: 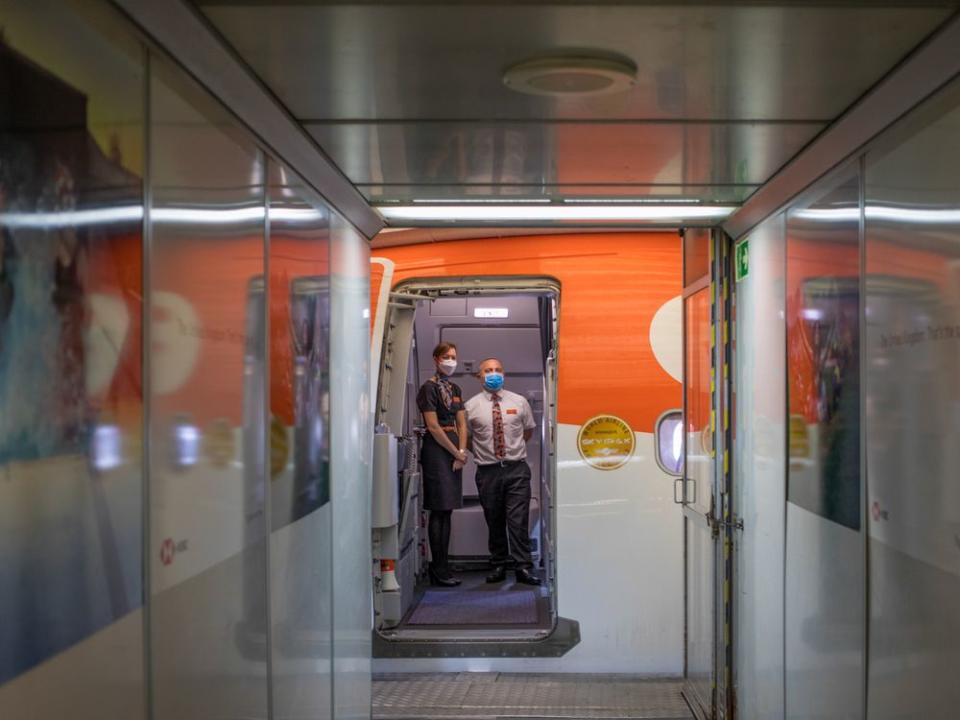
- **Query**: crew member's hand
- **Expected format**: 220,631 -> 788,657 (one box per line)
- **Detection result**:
452,459 -> 465,471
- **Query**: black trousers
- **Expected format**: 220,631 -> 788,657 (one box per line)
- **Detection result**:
475,460 -> 533,569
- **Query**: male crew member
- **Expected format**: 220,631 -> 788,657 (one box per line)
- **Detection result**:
464,358 -> 540,585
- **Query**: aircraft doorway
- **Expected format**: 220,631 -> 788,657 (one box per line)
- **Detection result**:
371,276 -> 579,657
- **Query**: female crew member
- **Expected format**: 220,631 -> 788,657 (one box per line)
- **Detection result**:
416,342 -> 468,586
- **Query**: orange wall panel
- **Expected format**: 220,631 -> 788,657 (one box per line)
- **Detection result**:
374,232 -> 682,432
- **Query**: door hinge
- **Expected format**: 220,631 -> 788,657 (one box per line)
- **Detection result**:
708,515 -> 744,537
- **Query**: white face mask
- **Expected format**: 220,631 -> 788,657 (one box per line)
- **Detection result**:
438,359 -> 457,376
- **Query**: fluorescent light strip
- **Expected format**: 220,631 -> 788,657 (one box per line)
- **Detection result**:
795,206 -> 960,224
378,204 -> 736,222
563,197 -> 703,204
0,206 -> 144,228
411,197 -> 552,204
0,205 -> 325,229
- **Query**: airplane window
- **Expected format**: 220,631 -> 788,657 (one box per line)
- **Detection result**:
655,410 -> 684,476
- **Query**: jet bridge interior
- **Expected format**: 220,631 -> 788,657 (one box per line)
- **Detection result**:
6,2 -> 960,720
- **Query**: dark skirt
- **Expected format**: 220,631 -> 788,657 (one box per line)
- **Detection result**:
420,430 -> 463,511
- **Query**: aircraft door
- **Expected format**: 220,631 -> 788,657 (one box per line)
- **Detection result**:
680,231 -> 732,719
541,294 -> 559,621
370,268 -> 424,629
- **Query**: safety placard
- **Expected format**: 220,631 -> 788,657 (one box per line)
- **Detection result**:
735,239 -> 749,282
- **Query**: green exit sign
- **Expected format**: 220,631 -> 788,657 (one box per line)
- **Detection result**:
735,239 -> 749,282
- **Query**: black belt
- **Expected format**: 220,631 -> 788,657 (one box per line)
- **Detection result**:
480,459 -> 525,468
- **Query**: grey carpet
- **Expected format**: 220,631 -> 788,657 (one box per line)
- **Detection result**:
406,588 -> 539,625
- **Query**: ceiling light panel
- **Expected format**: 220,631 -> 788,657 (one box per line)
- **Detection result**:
376,203 -> 735,226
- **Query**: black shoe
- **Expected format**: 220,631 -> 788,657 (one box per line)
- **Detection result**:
429,567 -> 461,587
485,566 -> 507,583
515,568 -> 541,586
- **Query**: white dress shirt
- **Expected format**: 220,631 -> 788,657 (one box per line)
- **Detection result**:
464,389 -> 536,465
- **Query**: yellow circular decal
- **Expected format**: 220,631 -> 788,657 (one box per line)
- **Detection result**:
270,416 -> 289,480
205,417 -> 235,468
577,414 -> 636,470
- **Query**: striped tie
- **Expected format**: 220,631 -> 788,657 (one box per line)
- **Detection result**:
491,393 -> 506,459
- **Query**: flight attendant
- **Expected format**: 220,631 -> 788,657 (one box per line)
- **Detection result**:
416,342 -> 468,587
464,358 -> 540,586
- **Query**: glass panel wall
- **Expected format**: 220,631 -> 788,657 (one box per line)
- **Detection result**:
784,166 -> 863,720
864,79 -> 960,719
147,57 -> 268,720
683,285 -> 714,716
330,214 -> 372,720
684,228 -> 711,287
268,162 -> 333,719
684,288 -> 713,513
0,3 -> 373,720
0,2 -> 146,718
733,214 -> 786,720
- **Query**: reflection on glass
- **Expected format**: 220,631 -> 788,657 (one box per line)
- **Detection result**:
864,79 -> 960,716
289,276 -> 331,517
148,56 -> 267,719
169,415 -> 201,470
684,228 -> 711,287
267,160 -> 333,720
682,285 -> 714,715
784,167 -> 864,720
91,424 -> 123,471
0,1 -> 144,698
330,214 -> 372,719
684,289 -> 712,510
267,175 -> 331,527
786,176 -> 861,531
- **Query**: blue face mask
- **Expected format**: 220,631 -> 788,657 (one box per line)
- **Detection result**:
483,372 -> 504,392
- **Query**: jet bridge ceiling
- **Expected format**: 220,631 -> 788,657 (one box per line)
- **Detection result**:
195,1 -> 954,216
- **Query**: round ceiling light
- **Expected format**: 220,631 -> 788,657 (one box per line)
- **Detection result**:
503,55 -> 637,97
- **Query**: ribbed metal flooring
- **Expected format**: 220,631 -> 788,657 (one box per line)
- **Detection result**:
372,673 -> 693,719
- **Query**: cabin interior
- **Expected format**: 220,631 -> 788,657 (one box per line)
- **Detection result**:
376,288 -> 561,647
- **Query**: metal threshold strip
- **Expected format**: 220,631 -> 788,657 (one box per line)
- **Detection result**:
372,673 -> 694,719
373,617 -> 581,659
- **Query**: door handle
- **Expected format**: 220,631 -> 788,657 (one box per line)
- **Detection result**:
674,477 -> 696,504
674,478 -> 696,505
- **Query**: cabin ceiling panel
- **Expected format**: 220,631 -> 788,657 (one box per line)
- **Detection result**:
199,3 -> 950,122
194,1 -> 954,216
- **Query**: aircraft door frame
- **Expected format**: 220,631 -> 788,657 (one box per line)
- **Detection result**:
680,230 -> 735,720
395,276 -> 563,618
368,271 -> 580,657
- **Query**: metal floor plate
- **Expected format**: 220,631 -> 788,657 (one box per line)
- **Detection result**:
372,673 -> 693,719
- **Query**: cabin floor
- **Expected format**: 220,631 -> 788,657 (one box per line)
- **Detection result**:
395,569 -> 553,633
372,673 -> 694,719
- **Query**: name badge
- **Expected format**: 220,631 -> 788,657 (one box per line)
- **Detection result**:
506,408 -> 518,415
